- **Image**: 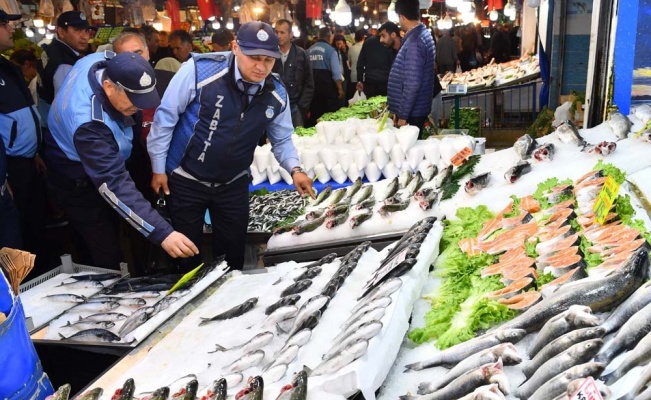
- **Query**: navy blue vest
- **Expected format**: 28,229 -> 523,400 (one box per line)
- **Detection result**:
166,53 -> 287,183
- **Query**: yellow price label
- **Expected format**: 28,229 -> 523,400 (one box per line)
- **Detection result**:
167,263 -> 204,295
593,176 -> 620,224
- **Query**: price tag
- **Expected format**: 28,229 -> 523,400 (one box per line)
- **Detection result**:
450,147 -> 473,167
593,175 -> 620,224
569,377 -> 603,400
447,84 -> 468,94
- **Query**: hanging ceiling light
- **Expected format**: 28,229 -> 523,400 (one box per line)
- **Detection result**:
387,0 -> 399,23
461,12 -> 475,23
359,16 -> 365,22
33,18 -> 44,28
45,32 -> 53,39
363,2 -> 368,12
489,7 -> 498,21
436,18 -> 445,29
314,18 -> 322,26
504,1 -> 515,18
292,25 -> 301,36
354,19 -> 359,26
443,15 -> 453,29
325,1 -> 332,14
47,24 -> 55,30
334,0 -> 352,26
509,11 -> 516,20
212,21 -> 221,29
226,18 -> 234,29
37,27 -> 46,34
363,24 -> 369,29
445,0 -> 459,8
25,28 -> 34,37
457,1 -> 472,13
153,14 -> 163,31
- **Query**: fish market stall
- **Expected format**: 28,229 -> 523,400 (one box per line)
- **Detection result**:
72,219 -> 442,400
26,262 -> 229,348
374,110 -> 651,399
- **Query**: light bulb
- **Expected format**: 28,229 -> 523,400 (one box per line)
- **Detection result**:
292,25 -> 301,37
364,24 -> 369,29
354,19 -> 359,26
38,27 -> 46,34
388,0 -> 398,23
25,28 -> 34,37
509,12 -> 516,20
33,18 -> 44,28
208,16 -> 215,21
314,18 -> 322,25
359,16 -> 365,22
458,1 -> 472,13
373,9 -> 377,14
212,21 -> 220,29
445,0 -> 459,7
489,8 -> 498,21
334,0 -> 352,26
47,24 -> 55,30
226,18 -> 234,29
363,3 -> 368,11
45,32 -> 53,39
233,5 -> 240,11
326,7 -> 331,14
461,12 -> 475,22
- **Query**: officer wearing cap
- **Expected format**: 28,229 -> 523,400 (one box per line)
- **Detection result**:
45,51 -> 199,270
37,11 -> 92,119
0,8 -> 47,269
148,21 -> 314,271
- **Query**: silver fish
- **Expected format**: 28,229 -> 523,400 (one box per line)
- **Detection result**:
199,298 -> 258,325
118,307 -> 151,337
57,280 -> 104,289
405,171 -> 424,196
523,326 -> 606,378
399,170 -> 413,189
264,344 -> 299,371
513,133 -> 538,159
603,328 -> 651,385
595,300 -> 651,365
601,280 -> 651,334
350,209 -> 373,228
280,280 -> 313,297
380,177 -> 400,202
65,320 -> 115,330
621,367 -> 651,400
347,297 -> 393,325
404,329 -> 527,371
263,363 -> 288,383
225,350 -> 265,373
555,120 -> 586,146
310,338 -> 368,377
313,185 -> 332,206
422,164 -> 439,181
608,111 -> 631,140
72,301 -> 120,312
346,177 -> 363,199
322,320 -> 382,361
432,165 -> 453,189
527,362 -> 605,400
117,298 -> 147,307
275,370 -> 308,400
292,216 -> 326,235
59,328 -> 121,343
356,277 -> 402,303
322,187 -> 347,207
401,359 -> 509,400
79,312 -> 127,322
418,343 -> 521,395
325,213 -> 348,229
527,305 -> 600,358
211,331 -> 274,354
265,294 -> 301,316
351,185 -> 374,205
287,295 -> 329,337
262,305 -> 298,327
465,172 -> 491,195
517,339 -> 603,399
335,306 -> 386,342
419,191 -> 440,211
45,294 -> 87,303
383,193 -> 404,205
354,197 -> 376,211
151,296 -> 178,315
378,201 -> 410,217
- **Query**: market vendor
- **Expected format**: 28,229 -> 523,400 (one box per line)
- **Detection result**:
44,51 -> 198,270
148,21 -> 314,271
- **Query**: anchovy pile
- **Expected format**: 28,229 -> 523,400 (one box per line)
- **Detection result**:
248,190 -> 309,232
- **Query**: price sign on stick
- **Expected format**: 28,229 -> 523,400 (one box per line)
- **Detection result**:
450,147 -> 473,167
593,176 -> 620,225
569,377 -> 603,400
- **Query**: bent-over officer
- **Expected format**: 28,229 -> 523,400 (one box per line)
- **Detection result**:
148,21 -> 314,271
45,51 -> 198,270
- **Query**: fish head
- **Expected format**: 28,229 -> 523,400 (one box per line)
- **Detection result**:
293,370 -> 308,387
214,378 -> 227,397
495,343 -> 522,365
465,180 -> 478,195
575,339 -> 604,359
574,362 -> 606,379
565,378 -> 586,396
498,328 -> 527,343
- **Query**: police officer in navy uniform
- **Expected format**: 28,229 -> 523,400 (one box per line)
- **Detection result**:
45,51 -> 198,270
37,11 -> 92,122
148,21 -> 315,271
0,8 -> 47,267
307,27 -> 344,127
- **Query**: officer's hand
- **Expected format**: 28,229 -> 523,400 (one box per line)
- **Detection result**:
34,155 -> 47,176
293,172 -> 316,199
356,82 -> 363,92
161,231 -> 199,258
151,173 -> 170,195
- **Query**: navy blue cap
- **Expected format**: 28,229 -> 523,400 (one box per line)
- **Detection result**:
106,52 -> 160,109
236,21 -> 281,59
0,9 -> 21,22
57,11 -> 91,29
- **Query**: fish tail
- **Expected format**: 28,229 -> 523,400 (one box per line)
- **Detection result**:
602,370 -> 619,386
210,344 -> 228,353
198,317 -> 213,326
399,396 -> 418,400
276,323 -> 288,335
58,333 -> 68,340
403,362 -> 422,372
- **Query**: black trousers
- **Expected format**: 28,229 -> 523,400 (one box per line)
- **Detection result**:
6,157 -> 47,269
48,176 -> 122,270
307,69 -> 341,127
362,80 -> 388,98
0,188 -> 21,249
167,172 -> 250,271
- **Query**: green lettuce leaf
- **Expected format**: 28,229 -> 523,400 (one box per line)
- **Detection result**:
440,206 -> 495,251
502,195 -> 522,218
532,177 -> 574,209
535,272 -> 555,287
579,235 -> 603,268
593,160 -> 626,184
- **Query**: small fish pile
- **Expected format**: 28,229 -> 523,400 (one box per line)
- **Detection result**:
46,262 -> 224,344
554,119 -> 618,155
248,190 -> 309,232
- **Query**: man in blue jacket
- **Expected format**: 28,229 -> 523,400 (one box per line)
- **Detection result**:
45,51 -> 198,270
0,9 -> 47,268
148,21 -> 314,271
387,0 -> 435,130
